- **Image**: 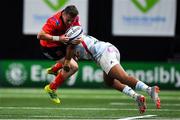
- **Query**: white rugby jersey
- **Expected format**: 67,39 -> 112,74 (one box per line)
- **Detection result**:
74,34 -> 112,61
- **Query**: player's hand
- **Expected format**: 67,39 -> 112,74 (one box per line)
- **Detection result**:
63,65 -> 70,72
63,60 -> 71,72
59,34 -> 69,44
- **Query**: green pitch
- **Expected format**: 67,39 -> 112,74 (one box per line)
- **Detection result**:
0,88 -> 180,119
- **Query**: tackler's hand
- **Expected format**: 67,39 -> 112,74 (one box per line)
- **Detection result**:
63,65 -> 70,72
63,60 -> 71,72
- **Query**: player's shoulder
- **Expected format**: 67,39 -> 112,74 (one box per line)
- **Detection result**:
52,11 -> 61,19
46,12 -> 61,26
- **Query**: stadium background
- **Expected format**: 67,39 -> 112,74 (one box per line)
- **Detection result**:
0,0 -> 180,89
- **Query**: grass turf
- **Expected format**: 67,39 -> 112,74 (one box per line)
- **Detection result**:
0,88 -> 180,119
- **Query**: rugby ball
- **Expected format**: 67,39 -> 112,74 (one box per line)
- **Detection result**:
65,26 -> 83,42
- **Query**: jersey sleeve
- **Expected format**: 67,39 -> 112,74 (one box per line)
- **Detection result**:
42,17 -> 57,34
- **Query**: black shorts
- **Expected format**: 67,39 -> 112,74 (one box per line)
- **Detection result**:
41,45 -> 66,60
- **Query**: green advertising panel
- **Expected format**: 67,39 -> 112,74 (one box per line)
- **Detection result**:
0,60 -> 180,89
0,60 -> 103,88
123,62 -> 180,90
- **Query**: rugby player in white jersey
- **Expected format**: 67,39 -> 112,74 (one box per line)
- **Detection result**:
63,32 -> 161,114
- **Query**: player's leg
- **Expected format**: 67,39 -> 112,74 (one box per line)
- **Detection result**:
149,86 -> 161,109
47,61 -> 63,76
99,45 -> 160,110
45,58 -> 78,104
107,63 -> 160,109
103,72 -> 146,114
99,46 -> 146,113
41,45 -> 66,75
49,57 -> 78,90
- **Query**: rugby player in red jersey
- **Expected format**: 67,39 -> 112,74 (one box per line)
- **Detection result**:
37,5 -> 81,103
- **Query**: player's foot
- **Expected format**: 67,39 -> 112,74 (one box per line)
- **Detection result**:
136,95 -> 147,114
44,84 -> 60,104
150,86 -> 161,109
47,67 -> 58,76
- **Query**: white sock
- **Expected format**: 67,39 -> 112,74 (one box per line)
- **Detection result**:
135,81 -> 151,94
122,85 -> 139,100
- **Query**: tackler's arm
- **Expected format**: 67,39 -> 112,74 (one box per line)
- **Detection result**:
63,45 -> 75,72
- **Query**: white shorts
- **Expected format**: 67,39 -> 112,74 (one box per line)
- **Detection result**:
98,45 -> 120,74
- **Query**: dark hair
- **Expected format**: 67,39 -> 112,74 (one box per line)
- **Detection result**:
64,5 -> 79,18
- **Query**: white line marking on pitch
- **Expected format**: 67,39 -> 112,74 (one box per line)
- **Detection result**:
110,102 -> 180,106
117,115 -> 157,120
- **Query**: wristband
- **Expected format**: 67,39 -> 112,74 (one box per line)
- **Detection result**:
52,36 -> 59,41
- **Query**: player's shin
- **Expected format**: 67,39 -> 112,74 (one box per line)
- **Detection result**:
135,81 -> 151,94
122,85 -> 147,114
122,85 -> 139,100
49,71 -> 65,90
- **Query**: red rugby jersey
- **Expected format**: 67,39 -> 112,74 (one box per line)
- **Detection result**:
40,11 -> 81,47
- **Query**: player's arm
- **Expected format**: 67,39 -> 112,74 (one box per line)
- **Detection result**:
63,45 -> 75,72
37,17 -> 69,43
37,30 -> 69,44
63,38 -> 81,72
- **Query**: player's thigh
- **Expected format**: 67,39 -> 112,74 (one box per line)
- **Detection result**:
41,46 -> 66,60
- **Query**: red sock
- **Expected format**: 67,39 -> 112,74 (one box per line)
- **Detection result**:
49,72 -> 65,90
52,63 -> 63,72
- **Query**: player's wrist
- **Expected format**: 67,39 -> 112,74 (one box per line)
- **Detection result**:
63,60 -> 71,72
52,36 -> 60,41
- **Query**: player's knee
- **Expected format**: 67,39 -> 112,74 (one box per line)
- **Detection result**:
103,73 -> 113,87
